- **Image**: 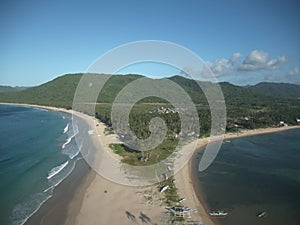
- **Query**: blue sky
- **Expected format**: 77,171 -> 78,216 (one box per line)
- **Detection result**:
1,0 -> 300,86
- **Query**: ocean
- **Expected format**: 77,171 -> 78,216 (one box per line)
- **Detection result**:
193,128 -> 300,225
0,104 -> 82,225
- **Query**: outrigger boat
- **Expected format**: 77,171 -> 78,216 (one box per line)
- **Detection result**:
160,185 -> 169,193
257,211 -> 267,218
209,210 -> 228,218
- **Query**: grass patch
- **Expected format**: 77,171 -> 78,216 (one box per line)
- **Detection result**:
159,177 -> 187,224
159,177 -> 182,207
104,127 -> 114,135
109,143 -> 126,154
109,138 -> 178,166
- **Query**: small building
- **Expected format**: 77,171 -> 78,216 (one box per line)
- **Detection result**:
278,121 -> 288,127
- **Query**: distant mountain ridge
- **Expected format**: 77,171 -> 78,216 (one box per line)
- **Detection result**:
1,73 -> 300,129
0,73 -> 299,107
247,82 -> 300,99
0,85 -> 28,92
0,73 -> 261,107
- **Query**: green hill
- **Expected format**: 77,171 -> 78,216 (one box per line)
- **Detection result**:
247,82 -> 300,99
0,74 -> 147,108
1,73 -> 299,169
0,74 -> 82,108
0,73 -> 300,130
0,73 -> 271,107
0,85 -> 27,92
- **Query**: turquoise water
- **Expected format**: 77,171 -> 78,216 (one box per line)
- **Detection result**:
194,129 -> 300,225
0,105 -> 81,225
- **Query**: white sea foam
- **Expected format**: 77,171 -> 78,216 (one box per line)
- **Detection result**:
46,160 -> 75,191
47,161 -> 69,180
62,137 -> 72,149
7,106 -> 79,225
13,158 -> 74,225
63,123 -> 70,134
34,107 -> 48,112
63,146 -> 80,159
43,185 -> 54,193
69,149 -> 80,159
12,192 -> 51,225
62,123 -> 79,149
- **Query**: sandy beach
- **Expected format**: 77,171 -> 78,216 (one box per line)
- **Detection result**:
1,103 -> 170,224
2,103 -> 300,225
174,125 -> 300,225
73,119 -> 300,225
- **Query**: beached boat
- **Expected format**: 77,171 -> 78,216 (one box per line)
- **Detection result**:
178,197 -> 186,203
160,185 -> 169,193
257,211 -> 267,218
168,207 -> 197,213
209,210 -> 228,218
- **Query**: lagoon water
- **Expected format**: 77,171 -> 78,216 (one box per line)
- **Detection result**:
194,129 -> 300,225
0,105 -> 81,225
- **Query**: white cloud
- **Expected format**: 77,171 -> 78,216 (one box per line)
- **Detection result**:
238,64 -> 260,71
266,56 -> 287,69
211,58 -> 229,74
180,64 -> 213,80
198,50 -> 288,83
288,67 -> 300,76
244,50 -> 269,64
208,53 -> 242,76
239,50 -> 269,71
239,50 -> 287,71
229,52 -> 242,65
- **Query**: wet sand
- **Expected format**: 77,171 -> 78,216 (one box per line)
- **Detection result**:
25,159 -> 94,225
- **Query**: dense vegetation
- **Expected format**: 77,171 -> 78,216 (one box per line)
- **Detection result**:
1,73 -> 300,132
0,85 -> 27,92
247,82 -> 300,99
0,74 -> 82,108
1,73 -> 300,166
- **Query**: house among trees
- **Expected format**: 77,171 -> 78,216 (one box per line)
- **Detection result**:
278,121 -> 288,127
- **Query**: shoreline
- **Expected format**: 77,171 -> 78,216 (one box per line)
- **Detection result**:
25,159 -> 95,225
175,125 -> 300,224
1,103 -> 168,224
0,103 -> 96,225
1,102 -> 300,225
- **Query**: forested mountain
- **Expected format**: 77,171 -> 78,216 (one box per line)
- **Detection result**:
0,73 -> 300,131
0,85 -> 27,92
0,74 -> 82,108
247,82 -> 300,99
0,73 -> 267,107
